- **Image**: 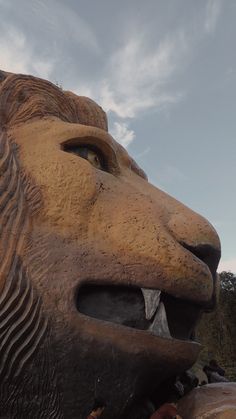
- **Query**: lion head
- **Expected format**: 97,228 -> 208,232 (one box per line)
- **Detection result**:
0,70 -> 220,418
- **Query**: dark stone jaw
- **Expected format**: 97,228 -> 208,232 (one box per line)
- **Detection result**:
76,284 -> 202,341
76,285 -> 150,330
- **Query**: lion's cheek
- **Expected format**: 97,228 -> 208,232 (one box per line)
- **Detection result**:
36,159 -> 100,233
11,121 -> 102,233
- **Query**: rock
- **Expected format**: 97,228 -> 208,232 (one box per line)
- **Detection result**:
177,382 -> 236,418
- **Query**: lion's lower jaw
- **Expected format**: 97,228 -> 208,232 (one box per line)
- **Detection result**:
47,327 -> 199,419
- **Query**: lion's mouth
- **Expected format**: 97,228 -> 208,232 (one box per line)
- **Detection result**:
76,285 -> 201,341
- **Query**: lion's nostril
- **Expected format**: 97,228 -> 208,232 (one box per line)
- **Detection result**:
181,243 -> 221,278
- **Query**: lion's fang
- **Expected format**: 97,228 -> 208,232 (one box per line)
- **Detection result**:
148,302 -> 171,338
141,288 -> 161,320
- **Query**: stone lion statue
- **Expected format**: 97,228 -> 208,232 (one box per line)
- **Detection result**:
0,69 -> 223,418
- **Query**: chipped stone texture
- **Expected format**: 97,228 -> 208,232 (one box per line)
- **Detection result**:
0,70 -> 221,418
177,383 -> 236,418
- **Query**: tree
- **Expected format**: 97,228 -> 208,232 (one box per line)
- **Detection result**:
196,271 -> 236,380
220,271 -> 236,292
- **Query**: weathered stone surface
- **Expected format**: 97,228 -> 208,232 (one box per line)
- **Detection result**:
0,70 -> 221,418
177,383 -> 236,418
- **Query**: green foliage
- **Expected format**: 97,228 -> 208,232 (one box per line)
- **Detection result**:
196,271 -> 236,381
220,271 -> 236,292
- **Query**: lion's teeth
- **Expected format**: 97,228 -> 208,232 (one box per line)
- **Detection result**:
148,302 -> 171,338
141,288 -> 161,320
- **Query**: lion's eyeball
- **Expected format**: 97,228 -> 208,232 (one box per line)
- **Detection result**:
87,149 -> 103,169
64,144 -> 104,170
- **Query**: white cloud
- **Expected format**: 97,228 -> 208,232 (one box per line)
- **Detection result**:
110,122 -> 135,148
0,0 -> 99,79
0,27 -> 30,74
205,0 -> 222,33
74,83 -> 93,98
32,0 -> 100,53
0,25 -> 54,78
98,33 -> 186,119
73,30 -> 187,147
218,258 -> 236,274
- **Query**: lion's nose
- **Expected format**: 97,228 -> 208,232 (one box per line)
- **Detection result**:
180,243 -> 220,278
167,211 -> 221,277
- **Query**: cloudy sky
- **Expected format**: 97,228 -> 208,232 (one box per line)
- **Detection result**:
1,0 -> 235,272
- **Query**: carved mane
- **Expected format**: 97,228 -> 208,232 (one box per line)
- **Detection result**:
0,70 -> 108,130
0,68 -> 108,295
0,70 -> 108,416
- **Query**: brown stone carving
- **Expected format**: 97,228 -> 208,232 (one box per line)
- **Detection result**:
0,69 -> 221,418
177,383 -> 236,418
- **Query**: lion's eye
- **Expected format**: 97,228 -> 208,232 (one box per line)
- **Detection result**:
65,145 -> 104,170
87,149 -> 102,170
